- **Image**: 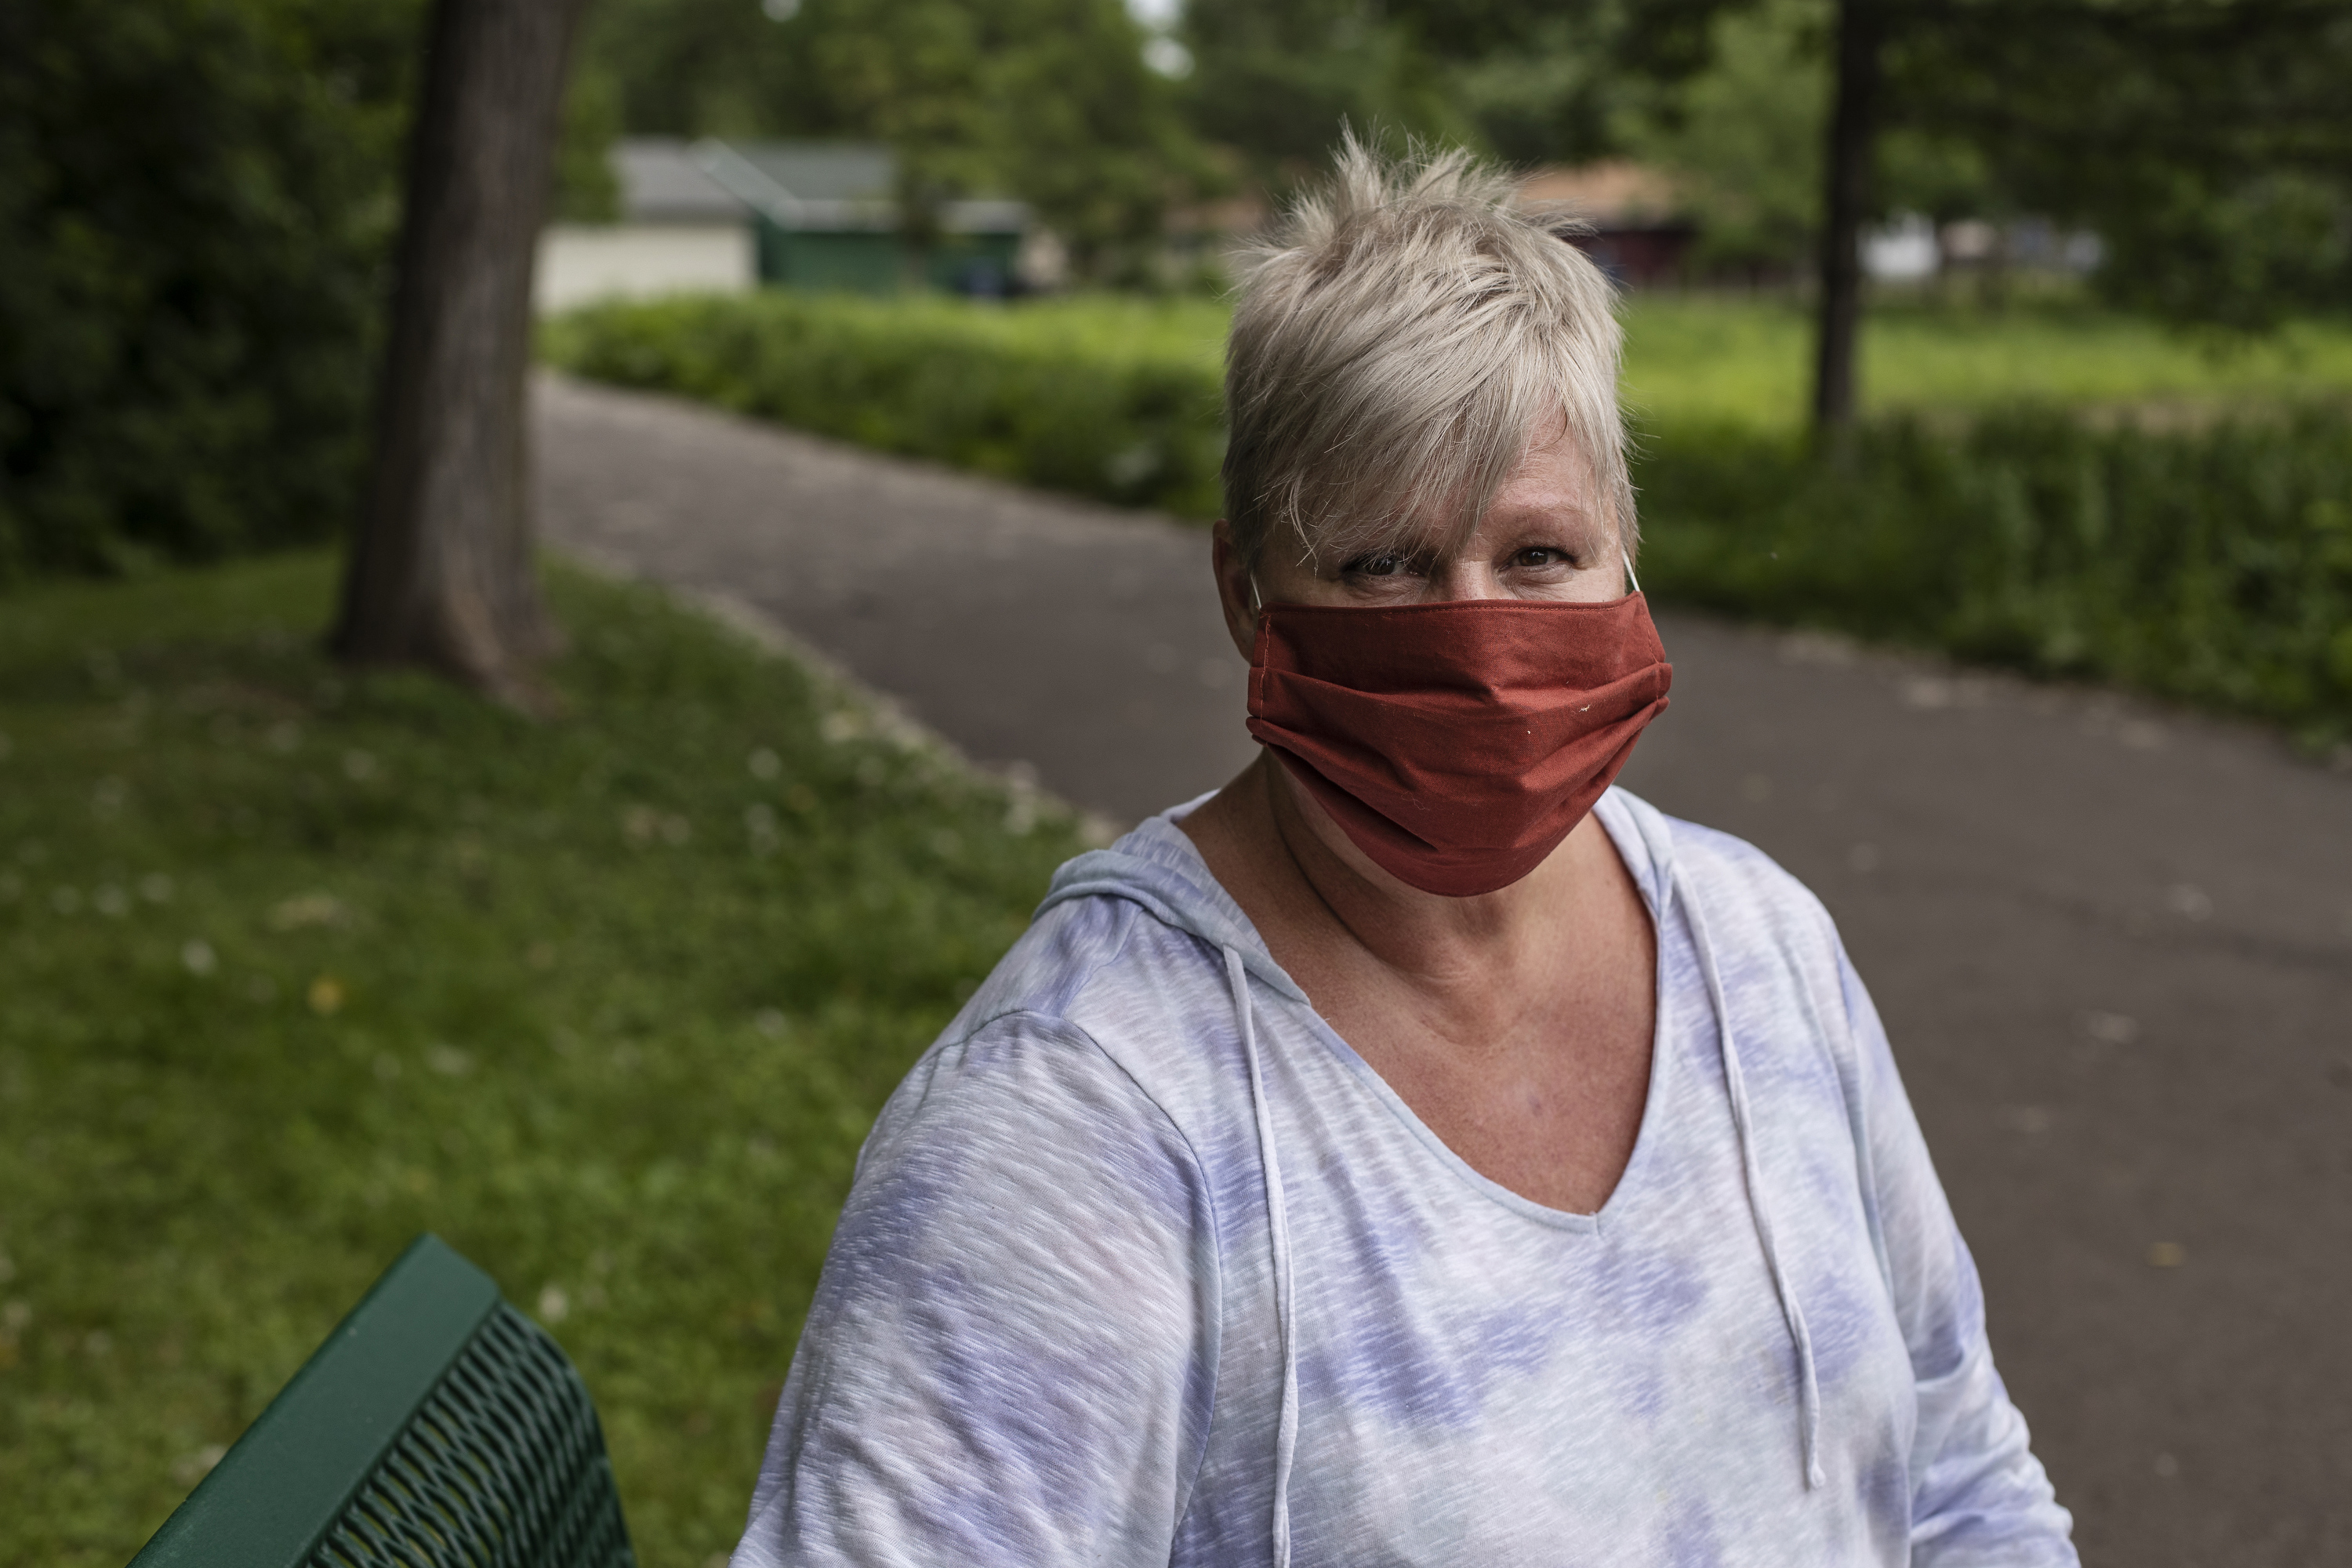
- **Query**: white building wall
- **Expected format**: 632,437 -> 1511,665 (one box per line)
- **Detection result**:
1863,213 -> 1940,281
535,223 -> 755,314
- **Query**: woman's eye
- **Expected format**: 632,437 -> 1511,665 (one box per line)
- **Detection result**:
1515,548 -> 1570,569
1345,553 -> 1408,578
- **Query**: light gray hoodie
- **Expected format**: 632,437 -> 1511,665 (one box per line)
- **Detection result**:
735,788 -> 2076,1566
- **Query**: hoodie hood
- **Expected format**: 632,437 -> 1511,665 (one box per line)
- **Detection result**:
1036,794 -> 1309,1004
1039,787 -> 1682,978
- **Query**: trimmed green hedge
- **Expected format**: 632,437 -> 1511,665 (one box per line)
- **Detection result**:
543,292 -> 1229,518
1636,412 -> 2352,746
547,292 -> 2352,744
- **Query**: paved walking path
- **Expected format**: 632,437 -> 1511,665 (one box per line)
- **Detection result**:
537,374 -> 2352,1566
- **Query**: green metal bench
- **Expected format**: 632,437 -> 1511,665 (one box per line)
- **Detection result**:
131,1233 -> 635,1568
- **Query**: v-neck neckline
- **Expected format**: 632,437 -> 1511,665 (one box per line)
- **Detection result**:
1154,791 -> 1677,1234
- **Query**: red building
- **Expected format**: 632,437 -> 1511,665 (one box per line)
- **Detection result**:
1516,162 -> 1696,289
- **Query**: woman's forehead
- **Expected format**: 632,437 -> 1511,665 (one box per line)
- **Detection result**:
1417,436 -> 1610,554
1275,410 -> 1617,569
1490,427 -> 1605,516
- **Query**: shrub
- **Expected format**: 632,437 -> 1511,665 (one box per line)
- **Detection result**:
549,290 -> 2352,742
0,0 -> 418,582
1635,408 -> 2352,745
543,292 -> 1229,518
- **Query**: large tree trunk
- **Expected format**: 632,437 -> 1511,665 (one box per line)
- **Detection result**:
333,0 -> 590,704
1811,0 -> 1885,440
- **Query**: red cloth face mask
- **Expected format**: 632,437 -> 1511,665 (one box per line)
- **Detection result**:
1246,593 -> 1672,897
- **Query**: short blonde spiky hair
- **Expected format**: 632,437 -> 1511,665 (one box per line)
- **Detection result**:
1222,136 -> 1634,574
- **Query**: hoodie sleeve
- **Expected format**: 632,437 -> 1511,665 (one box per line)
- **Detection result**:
1838,951 -> 2079,1567
732,1008 -> 1217,1568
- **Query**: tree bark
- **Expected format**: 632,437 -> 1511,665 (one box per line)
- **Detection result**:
333,0 -> 591,704
1812,0 -> 1886,441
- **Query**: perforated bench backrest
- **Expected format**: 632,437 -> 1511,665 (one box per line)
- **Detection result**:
131,1234 -> 634,1568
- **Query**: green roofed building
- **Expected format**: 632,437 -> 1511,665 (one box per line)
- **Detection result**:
691,140 -> 1029,296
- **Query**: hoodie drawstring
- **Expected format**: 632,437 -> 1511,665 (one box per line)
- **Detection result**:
1212,855 -> 1818,1539
1225,944 -> 1298,1567
1674,865 -> 1825,1490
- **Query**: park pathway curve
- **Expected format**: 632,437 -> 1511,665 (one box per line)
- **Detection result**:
536,372 -> 2352,1568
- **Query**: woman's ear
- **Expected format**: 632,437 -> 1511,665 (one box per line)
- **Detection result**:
1210,521 -> 1260,662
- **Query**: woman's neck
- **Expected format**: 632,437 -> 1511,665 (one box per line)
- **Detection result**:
1184,750 -> 1660,1214
1185,753 -> 1586,1001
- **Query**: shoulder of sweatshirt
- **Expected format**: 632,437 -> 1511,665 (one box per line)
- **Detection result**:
892,793 -> 1868,1163
938,885 -> 1255,1128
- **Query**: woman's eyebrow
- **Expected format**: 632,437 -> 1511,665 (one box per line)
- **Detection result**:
1484,501 -> 1607,545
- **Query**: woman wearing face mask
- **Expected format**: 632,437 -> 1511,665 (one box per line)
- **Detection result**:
731,141 -> 2077,1568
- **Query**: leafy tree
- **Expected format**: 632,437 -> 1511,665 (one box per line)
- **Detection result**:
1398,0 -> 1755,169
964,2 -> 1214,278
1175,0 -> 1476,183
580,0 -> 1207,278
1441,25 -> 1619,170
1178,0 -> 2347,426
0,0 -> 421,580
1888,0 -> 2352,332
1174,0 -> 1774,184
556,56 -> 625,222
1614,0 -> 1830,279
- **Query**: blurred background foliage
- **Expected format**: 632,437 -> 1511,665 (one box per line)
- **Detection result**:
0,0 -> 419,581
578,0 -> 1207,276
7,0 -> 2350,591
1889,0 -> 2352,330
543,291 -> 1231,514
1611,0 -> 1829,280
8,4 -> 2352,1560
1635,407 -> 2352,749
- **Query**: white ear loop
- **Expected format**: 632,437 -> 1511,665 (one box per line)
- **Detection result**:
1624,550 -> 1641,596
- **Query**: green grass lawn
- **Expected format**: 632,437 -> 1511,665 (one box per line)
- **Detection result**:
713,288 -> 2352,426
556,288 -> 2352,443
0,552 -> 1087,1566
608,287 -> 2352,429
1618,294 -> 2352,430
